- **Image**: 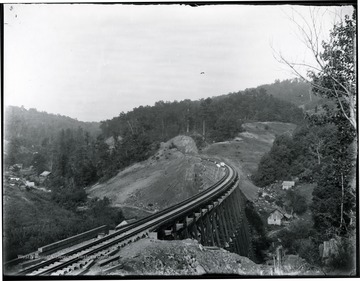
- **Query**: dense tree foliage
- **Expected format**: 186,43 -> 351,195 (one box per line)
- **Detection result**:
252,121 -> 339,187
284,189 -> 308,215
100,88 -> 304,142
257,78 -> 320,109
4,194 -> 123,261
5,106 -> 100,144
254,114 -> 354,234
4,106 -> 100,166
255,11 -> 356,271
245,202 -> 270,263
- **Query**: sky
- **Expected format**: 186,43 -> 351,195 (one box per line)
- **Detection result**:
4,4 -> 354,122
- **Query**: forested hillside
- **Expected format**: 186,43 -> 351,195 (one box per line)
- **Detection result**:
254,78 -> 318,109
252,109 -> 355,271
100,87 -> 304,141
5,86 -> 304,187
4,106 -> 100,166
252,11 -> 356,273
5,106 -> 100,141
3,83 -> 304,262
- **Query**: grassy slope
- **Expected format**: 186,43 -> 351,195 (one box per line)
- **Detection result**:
203,122 -> 297,201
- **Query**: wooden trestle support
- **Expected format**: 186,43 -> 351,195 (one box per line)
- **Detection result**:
157,186 -> 254,260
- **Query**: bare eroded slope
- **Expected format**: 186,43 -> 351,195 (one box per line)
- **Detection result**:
87,136 -> 224,219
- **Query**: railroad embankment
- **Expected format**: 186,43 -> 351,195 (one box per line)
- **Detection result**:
87,135 -> 224,219
87,122 -> 296,218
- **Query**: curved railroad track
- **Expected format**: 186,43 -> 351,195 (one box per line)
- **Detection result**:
16,159 -> 239,276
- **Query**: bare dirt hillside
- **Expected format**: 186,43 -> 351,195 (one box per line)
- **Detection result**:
88,238 -> 273,276
88,123 -> 296,218
87,136 -> 224,219
203,122 -> 297,201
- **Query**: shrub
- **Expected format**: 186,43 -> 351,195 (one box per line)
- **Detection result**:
245,202 -> 270,262
295,239 -> 321,266
327,237 -> 356,272
169,142 -> 177,149
285,189 -> 308,215
190,134 -> 206,150
51,186 -> 87,209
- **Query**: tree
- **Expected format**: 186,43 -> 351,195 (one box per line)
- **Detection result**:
200,97 -> 213,140
274,8 -> 355,128
32,152 -> 48,174
285,189 -> 308,215
275,9 -> 356,183
275,8 -> 356,234
252,134 -> 296,187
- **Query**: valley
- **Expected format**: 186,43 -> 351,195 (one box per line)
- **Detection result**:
3,75 -> 356,276
87,122 -> 296,220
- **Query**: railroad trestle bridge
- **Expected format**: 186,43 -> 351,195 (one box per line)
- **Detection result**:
12,160 -> 254,276
156,180 -> 253,258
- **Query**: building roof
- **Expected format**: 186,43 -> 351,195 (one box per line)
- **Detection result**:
40,171 -> 51,177
116,218 -> 136,229
282,181 -> 295,186
268,209 -> 284,217
268,208 -> 292,219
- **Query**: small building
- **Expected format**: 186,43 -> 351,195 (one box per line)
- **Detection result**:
76,206 -> 89,212
40,171 -> 51,177
8,177 -> 23,187
25,181 -> 35,188
10,163 -> 23,171
116,220 -> 128,228
268,208 -> 293,226
282,181 -> 295,190
116,218 -> 137,229
39,171 -> 51,184
9,177 -> 21,182
267,210 -> 285,226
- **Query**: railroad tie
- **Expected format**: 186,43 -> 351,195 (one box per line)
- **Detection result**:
106,248 -> 120,257
98,254 -> 121,267
101,262 -> 125,274
76,259 -> 95,275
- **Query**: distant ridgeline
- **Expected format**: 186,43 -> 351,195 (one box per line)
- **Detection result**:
4,81 -> 306,188
5,106 -> 101,144
255,78 -> 320,109
100,84 -> 306,142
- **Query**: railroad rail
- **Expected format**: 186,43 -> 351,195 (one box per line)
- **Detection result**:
14,159 -> 252,276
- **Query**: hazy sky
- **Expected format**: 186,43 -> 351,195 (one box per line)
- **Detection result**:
4,4 -> 354,122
